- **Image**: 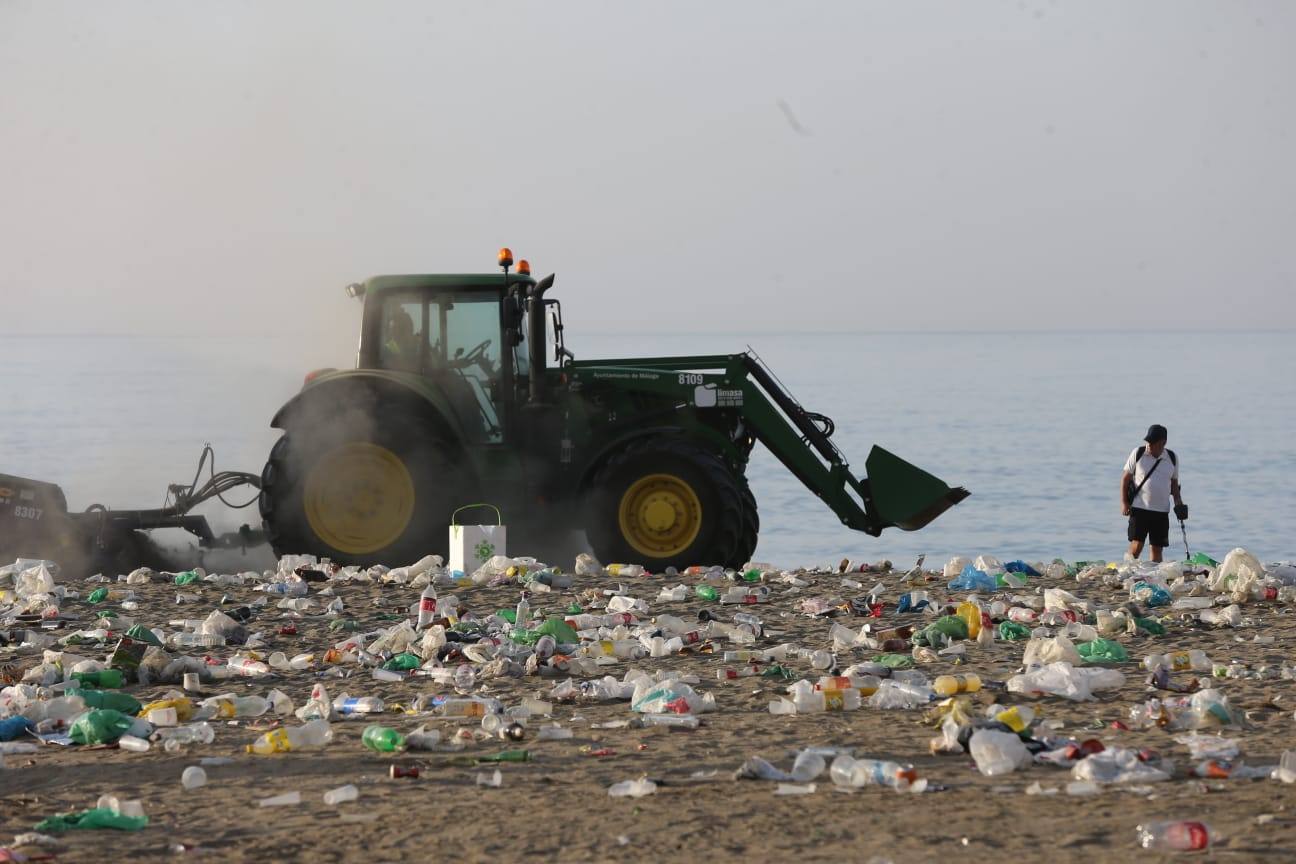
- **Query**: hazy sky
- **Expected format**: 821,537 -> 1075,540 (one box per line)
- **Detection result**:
3,1 -> 1293,340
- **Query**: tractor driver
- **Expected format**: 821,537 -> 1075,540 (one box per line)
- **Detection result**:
383,308 -> 422,372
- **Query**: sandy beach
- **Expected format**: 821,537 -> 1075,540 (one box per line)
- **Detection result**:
2,552 -> 1294,864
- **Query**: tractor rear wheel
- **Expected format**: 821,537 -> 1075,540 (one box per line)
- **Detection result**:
259,410 -> 466,566
585,437 -> 745,571
733,476 -> 760,567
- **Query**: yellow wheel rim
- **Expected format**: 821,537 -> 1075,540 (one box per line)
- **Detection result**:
617,473 -> 702,559
303,443 -> 415,555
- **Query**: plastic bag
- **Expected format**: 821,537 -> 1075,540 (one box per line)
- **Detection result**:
1076,638 -> 1129,664
69,709 -> 135,745
1071,748 -> 1171,784
1212,548 -> 1265,591
1131,582 -> 1172,607
34,807 -> 148,832
1022,635 -> 1083,668
942,556 -> 973,579
913,616 -> 969,647
1008,661 -> 1093,701
969,729 -> 1031,776
948,565 -> 996,592
867,679 -> 933,710
998,620 -> 1031,641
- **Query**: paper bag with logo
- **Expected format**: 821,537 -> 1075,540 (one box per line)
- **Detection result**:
448,504 -> 506,575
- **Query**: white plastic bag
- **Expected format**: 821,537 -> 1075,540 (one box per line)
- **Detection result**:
969,729 -> 1031,776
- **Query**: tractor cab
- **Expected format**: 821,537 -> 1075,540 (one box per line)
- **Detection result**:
345,250 -> 564,446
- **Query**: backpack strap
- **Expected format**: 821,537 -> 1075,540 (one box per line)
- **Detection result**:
1167,448 -> 1176,467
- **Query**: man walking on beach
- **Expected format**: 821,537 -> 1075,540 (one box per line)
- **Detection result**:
1120,424 -> 1187,562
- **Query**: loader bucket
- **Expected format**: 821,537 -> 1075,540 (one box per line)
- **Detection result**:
864,446 -> 970,531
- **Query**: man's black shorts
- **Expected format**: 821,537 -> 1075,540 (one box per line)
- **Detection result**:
1128,507 -> 1170,547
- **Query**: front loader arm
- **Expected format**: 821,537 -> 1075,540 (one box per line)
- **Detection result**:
728,354 -> 968,535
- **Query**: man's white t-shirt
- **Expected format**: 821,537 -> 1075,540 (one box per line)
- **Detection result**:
1124,447 -> 1179,513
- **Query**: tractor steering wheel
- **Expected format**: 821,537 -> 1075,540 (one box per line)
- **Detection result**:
451,338 -> 494,373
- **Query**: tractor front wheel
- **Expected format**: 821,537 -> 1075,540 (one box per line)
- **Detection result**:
585,438 -> 745,571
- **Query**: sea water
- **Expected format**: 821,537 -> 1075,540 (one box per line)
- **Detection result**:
3,331 -> 1292,566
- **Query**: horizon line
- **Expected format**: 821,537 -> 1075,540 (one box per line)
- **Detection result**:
3,327 -> 1295,338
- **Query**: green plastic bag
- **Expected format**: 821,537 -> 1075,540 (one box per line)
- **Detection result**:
998,620 -> 1031,641
913,615 -> 969,647
173,570 -> 200,586
496,609 -> 518,624
86,587 -> 109,604
382,652 -> 422,671
68,689 -> 143,716
872,653 -> 913,669
1134,617 -> 1166,636
70,669 -> 124,689
1076,638 -> 1129,664
124,624 -> 163,647
533,616 -> 579,644
69,709 -> 135,745
35,807 -> 148,832
1189,552 -> 1219,567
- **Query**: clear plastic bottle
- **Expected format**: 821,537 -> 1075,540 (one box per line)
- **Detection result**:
154,722 -> 216,746
1137,821 -> 1214,851
203,695 -> 270,719
181,766 -> 207,789
246,720 -> 333,755
227,656 -> 271,677
514,594 -> 530,629
605,564 -> 646,578
167,632 -> 226,650
829,754 -> 918,790
332,695 -> 385,715
453,664 -> 476,694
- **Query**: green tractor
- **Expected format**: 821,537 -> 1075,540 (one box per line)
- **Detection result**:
258,249 -> 968,570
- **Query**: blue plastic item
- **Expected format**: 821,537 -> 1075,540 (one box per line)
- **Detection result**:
896,593 -> 930,613
1133,581 -> 1173,607
1004,560 -> 1042,577
948,564 -> 997,592
0,716 -> 33,741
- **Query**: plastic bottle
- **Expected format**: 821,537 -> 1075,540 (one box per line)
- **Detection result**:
167,633 -> 226,650
933,673 -> 982,697
204,695 -> 270,719
323,784 -> 359,805
181,766 -> 207,789
246,719 -> 333,755
227,656 -> 271,677
695,585 -> 719,602
117,735 -> 151,753
606,564 -> 646,578
955,600 -> 982,638
829,754 -> 918,790
154,722 -> 216,746
1143,650 -> 1212,673
361,725 -> 405,753
333,695 -> 385,716
1137,822 -> 1214,851
514,594 -> 531,630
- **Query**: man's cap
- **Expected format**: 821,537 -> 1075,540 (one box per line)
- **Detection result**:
1144,424 -> 1168,443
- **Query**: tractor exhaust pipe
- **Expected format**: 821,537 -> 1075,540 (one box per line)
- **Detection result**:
528,274 -> 555,403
